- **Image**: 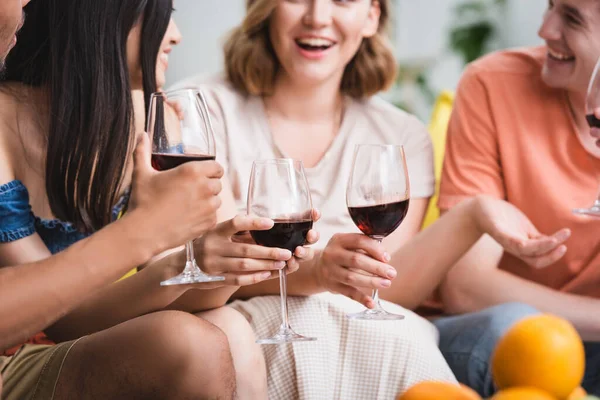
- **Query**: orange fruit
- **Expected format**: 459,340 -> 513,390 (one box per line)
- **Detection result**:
567,387 -> 587,400
491,314 -> 585,399
490,387 -> 556,400
397,381 -> 481,400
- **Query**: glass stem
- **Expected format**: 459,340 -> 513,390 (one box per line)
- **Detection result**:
183,240 -> 197,274
372,239 -> 384,310
279,264 -> 291,330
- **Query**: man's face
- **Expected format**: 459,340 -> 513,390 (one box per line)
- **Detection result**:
0,0 -> 30,71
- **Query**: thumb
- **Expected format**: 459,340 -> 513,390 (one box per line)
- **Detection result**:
133,133 -> 153,179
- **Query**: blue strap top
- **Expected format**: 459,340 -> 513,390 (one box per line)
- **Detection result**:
0,180 -> 128,255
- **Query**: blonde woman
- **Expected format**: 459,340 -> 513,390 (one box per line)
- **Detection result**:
176,0 -> 567,397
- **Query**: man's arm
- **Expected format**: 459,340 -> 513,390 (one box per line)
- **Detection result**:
439,229 -> 600,341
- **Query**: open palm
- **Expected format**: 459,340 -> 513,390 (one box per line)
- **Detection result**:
474,195 -> 571,268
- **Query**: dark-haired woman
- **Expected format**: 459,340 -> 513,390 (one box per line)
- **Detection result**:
0,0 -> 316,398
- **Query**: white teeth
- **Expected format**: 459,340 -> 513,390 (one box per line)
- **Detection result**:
548,49 -> 573,61
160,54 -> 169,64
296,38 -> 334,47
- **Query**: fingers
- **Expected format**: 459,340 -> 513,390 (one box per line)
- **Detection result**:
214,257 -> 286,273
333,249 -> 396,280
522,244 -> 567,269
330,283 -> 375,309
190,271 -> 275,289
217,215 -> 274,237
334,233 -> 390,263
311,208 -> 321,222
285,258 -> 301,274
510,229 -> 571,258
305,229 -> 320,245
294,246 -> 314,260
182,160 -> 224,179
328,263 -> 392,290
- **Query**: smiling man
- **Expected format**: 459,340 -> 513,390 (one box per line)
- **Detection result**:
432,0 -> 600,397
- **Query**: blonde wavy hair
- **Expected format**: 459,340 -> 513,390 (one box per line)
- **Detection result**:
224,0 -> 397,98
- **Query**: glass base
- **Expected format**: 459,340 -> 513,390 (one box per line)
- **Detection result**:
573,207 -> 600,217
256,326 -> 317,345
347,308 -> 405,321
160,261 -> 225,286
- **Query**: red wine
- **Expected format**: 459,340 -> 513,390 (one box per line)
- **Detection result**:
348,199 -> 410,239
151,153 -> 215,171
250,220 -> 313,252
587,114 -> 600,128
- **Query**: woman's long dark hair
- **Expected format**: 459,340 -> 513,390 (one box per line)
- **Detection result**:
3,0 -> 172,232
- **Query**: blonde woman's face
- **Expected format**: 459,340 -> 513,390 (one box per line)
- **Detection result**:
269,0 -> 380,86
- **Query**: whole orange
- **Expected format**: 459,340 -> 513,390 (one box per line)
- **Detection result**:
397,381 -> 481,400
491,314 -> 585,399
490,387 -> 556,400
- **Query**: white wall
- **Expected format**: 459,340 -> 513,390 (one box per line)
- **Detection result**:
166,0 -> 246,87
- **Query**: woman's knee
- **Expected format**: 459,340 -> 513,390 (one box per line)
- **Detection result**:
198,307 -> 267,396
55,311 -> 236,399
140,311 -> 236,398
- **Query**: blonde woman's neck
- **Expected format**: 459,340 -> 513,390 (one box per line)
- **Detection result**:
265,72 -> 345,122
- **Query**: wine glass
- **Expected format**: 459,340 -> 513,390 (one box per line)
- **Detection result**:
573,56 -> 600,216
147,88 -> 225,285
346,144 -> 410,320
247,159 -> 317,344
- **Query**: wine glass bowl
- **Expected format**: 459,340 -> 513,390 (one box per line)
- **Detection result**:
346,144 -> 410,320
573,56 -> 600,217
148,89 -> 225,285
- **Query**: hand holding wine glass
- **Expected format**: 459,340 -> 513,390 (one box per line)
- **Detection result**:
314,232 -> 395,309
127,134 -> 223,255
345,144 -> 410,320
247,159 -> 317,344
147,88 -> 226,285
228,208 -> 321,277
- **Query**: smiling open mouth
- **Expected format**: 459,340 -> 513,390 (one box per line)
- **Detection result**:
548,48 -> 575,62
295,38 -> 335,52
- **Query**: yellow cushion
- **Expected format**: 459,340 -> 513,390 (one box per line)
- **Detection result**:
115,208 -> 138,281
118,267 -> 137,281
421,91 -> 455,229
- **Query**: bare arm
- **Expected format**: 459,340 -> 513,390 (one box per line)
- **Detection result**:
234,197 -> 482,306
0,135 -> 224,347
0,210 -> 159,350
440,233 -> 600,341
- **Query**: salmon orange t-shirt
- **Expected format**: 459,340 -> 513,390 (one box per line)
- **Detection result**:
439,46 -> 600,296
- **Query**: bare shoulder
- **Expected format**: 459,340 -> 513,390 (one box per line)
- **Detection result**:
0,83 -> 45,185
0,86 -> 20,184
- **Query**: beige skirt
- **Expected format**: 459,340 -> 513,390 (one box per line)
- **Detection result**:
230,292 -> 456,400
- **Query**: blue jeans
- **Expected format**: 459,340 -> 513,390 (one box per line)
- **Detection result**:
433,303 -> 600,398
